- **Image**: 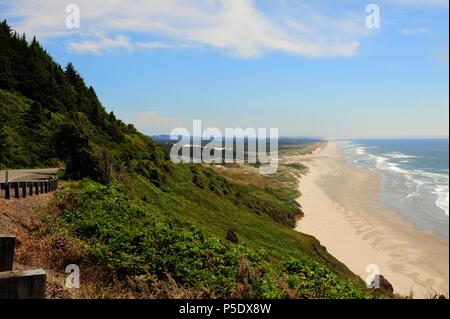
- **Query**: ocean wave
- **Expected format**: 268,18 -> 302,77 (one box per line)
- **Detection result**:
435,185 -> 449,216
383,152 -> 418,159
355,146 -> 366,155
406,176 -> 427,199
387,168 -> 449,216
342,141 -> 449,217
372,155 -> 411,174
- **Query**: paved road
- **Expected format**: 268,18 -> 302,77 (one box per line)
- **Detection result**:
0,168 -> 60,182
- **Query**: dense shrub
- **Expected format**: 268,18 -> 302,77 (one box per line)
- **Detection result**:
55,180 -> 373,298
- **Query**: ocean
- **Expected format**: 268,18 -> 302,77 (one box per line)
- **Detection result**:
339,139 -> 449,239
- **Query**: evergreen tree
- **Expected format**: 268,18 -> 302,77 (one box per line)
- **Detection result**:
0,21 -> 165,180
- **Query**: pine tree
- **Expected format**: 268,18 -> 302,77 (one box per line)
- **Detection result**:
0,21 -> 15,90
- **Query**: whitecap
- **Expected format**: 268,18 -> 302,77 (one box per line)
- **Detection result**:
383,152 -> 417,159
355,147 -> 366,155
434,185 -> 449,216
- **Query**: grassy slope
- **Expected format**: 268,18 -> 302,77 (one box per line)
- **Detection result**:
129,156 -> 346,271
51,179 -> 373,298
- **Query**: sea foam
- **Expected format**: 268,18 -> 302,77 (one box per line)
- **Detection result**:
341,140 -> 449,226
435,185 -> 449,216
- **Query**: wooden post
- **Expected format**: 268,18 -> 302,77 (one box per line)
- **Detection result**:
5,171 -> 9,200
35,182 -> 39,195
44,182 -> 48,193
5,183 -> 10,200
28,182 -> 33,196
21,182 -> 27,198
14,182 -> 19,199
0,236 -> 15,272
39,182 -> 43,194
0,269 -> 46,299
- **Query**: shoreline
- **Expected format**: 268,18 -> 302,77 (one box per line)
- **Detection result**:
294,141 -> 449,298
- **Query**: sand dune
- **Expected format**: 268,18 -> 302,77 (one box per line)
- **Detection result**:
294,141 -> 449,298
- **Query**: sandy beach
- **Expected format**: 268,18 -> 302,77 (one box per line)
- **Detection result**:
294,141 -> 449,298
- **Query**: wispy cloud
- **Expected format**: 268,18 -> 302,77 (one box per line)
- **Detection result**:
68,34 -> 133,54
401,27 -> 432,35
135,41 -> 187,50
68,34 -> 188,54
131,111 -> 184,134
3,0 -> 372,58
383,0 -> 448,6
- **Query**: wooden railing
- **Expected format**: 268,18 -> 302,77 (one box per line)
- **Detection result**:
0,235 -> 46,299
0,178 -> 58,200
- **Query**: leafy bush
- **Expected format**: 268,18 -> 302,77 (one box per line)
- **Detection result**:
54,180 -> 374,298
282,257 -> 371,299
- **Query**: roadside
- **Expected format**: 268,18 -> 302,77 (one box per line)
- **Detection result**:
0,193 -> 84,298
0,168 -> 60,182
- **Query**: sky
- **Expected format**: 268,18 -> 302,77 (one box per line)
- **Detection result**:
1,0 -> 449,138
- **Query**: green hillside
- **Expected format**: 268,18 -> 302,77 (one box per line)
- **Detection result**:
0,20 -> 383,298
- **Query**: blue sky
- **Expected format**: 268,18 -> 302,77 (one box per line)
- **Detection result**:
1,0 -> 448,138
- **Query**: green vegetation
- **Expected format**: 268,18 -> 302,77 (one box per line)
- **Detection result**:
48,179 -> 370,298
1,20 -> 387,298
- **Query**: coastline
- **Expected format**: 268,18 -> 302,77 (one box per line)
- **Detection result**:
294,141 -> 449,298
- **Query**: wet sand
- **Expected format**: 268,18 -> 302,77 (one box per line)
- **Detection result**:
294,141 -> 449,298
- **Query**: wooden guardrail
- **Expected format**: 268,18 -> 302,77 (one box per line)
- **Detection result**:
0,235 -> 46,299
0,178 -> 58,200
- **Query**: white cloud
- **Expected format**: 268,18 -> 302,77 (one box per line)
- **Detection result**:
68,34 -> 133,54
135,41 -> 177,50
68,35 -> 188,54
132,111 -> 184,134
3,0 -> 374,58
400,27 -> 432,35
383,0 -> 448,6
